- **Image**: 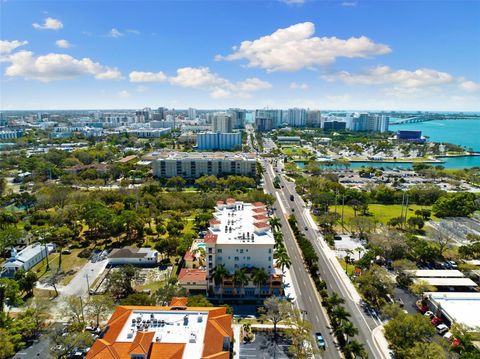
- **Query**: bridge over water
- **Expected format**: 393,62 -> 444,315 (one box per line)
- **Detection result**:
389,115 -> 437,125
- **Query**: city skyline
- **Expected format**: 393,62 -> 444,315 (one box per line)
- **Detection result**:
1,1 -> 480,111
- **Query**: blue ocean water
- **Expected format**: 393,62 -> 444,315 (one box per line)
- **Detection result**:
392,119 -> 480,151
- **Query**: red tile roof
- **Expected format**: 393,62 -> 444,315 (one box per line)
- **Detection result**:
204,232 -> 218,244
254,222 -> 270,228
226,198 -> 236,203
178,268 -> 207,282
252,202 -> 265,207
85,303 -> 232,359
183,251 -> 195,261
252,208 -> 266,213
252,214 -> 268,221
209,219 -> 221,225
170,297 -> 188,307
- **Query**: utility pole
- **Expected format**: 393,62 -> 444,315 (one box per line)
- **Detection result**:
85,274 -> 91,296
341,194 -> 345,232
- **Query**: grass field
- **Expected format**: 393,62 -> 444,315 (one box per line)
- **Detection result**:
31,248 -> 89,284
281,146 -> 312,157
323,203 -> 436,232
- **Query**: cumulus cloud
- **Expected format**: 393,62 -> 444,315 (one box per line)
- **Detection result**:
290,82 -> 309,90
3,50 -> 123,81
118,90 -> 130,97
216,22 -> 391,72
108,28 -> 123,38
33,17 -> 63,30
55,39 -> 71,48
129,71 -> 167,83
323,66 -> 454,88
323,65 -> 480,95
0,40 -> 28,54
459,80 -> 480,93
167,67 -> 271,98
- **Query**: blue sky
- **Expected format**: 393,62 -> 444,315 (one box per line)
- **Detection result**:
1,0 -> 479,110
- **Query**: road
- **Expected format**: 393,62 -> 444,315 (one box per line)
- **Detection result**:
263,158 -> 388,359
263,162 -> 342,359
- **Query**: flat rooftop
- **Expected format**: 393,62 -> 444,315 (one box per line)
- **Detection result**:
211,202 -> 274,246
147,151 -> 256,161
407,270 -> 465,278
426,292 -> 480,329
413,277 -> 478,287
117,309 -> 209,358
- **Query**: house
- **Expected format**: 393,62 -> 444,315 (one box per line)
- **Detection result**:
178,268 -> 208,295
108,246 -> 159,267
1,243 -> 55,277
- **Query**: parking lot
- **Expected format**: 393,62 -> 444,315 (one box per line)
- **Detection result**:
240,333 -> 291,359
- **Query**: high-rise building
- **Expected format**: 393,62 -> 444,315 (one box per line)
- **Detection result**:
255,117 -> 273,132
196,132 -> 242,150
212,113 -> 233,133
0,112 -> 6,126
306,110 -> 321,127
368,115 -> 389,132
228,108 -> 247,129
323,121 -> 347,132
188,107 -> 197,120
352,113 -> 369,131
254,109 -> 283,128
287,108 -> 307,127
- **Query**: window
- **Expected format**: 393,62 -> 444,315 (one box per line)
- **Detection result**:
234,256 -> 239,261
217,249 -> 222,253
268,248 -> 272,254
240,249 -> 244,253
208,248 -> 212,254
268,256 -> 271,261
217,256 -> 223,261
247,256 -> 251,260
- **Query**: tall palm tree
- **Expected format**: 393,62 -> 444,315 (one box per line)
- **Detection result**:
275,249 -> 291,272
269,217 -> 282,233
233,268 -> 249,297
326,292 -> 345,313
332,306 -> 351,327
344,249 -> 354,275
213,264 -> 229,300
252,268 -> 269,297
345,339 -> 368,359
342,320 -> 359,343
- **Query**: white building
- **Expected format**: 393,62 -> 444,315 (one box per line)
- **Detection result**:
212,113 -> 233,133
202,199 -> 283,297
287,108 -> 307,127
188,107 -> 197,120
152,152 -> 256,179
1,243 -> 55,277
108,246 -> 158,266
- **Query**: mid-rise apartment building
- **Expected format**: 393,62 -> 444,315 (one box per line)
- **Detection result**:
85,298 -> 232,359
212,113 -> 233,133
151,152 -> 256,179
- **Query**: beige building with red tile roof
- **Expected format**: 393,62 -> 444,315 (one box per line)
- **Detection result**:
85,299 -> 232,359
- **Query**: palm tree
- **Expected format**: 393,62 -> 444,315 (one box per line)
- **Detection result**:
252,268 -> 269,297
332,305 -> 351,327
326,292 -> 345,313
269,217 -> 282,233
354,247 -> 363,261
345,249 -> 354,275
275,249 -> 291,272
233,268 -> 249,297
345,339 -> 368,359
213,264 -> 229,301
342,320 -> 359,343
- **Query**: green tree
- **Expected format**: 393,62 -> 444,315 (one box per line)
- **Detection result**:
258,297 -> 292,340
252,267 -> 269,297
409,280 -> 437,296
166,176 -> 186,189
213,264 -> 229,299
432,192 -> 477,218
120,293 -> 156,306
405,342 -> 446,359
86,295 -> 114,328
233,268 -> 249,297
105,265 -> 138,300
186,294 -> 214,307
0,329 -> 15,359
355,265 -> 394,308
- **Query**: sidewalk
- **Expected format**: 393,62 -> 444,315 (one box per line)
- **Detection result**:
372,325 -> 391,359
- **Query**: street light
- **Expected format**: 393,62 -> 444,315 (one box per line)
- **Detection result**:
85,274 -> 90,295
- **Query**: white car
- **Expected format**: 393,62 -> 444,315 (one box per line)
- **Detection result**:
436,324 -> 449,335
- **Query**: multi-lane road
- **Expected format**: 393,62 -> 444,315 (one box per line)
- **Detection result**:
262,157 -> 388,359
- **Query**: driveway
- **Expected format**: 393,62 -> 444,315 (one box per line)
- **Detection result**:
240,333 -> 292,359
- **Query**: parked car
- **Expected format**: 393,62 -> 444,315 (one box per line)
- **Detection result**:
61,249 -> 72,255
315,332 -> 326,349
436,324 -> 449,335
446,261 -> 458,269
424,311 -> 434,319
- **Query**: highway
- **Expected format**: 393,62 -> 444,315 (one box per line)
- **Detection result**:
263,157 -> 387,359
263,161 -> 342,359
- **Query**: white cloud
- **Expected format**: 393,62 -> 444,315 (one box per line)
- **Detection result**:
118,90 -> 130,97
323,66 -> 455,88
216,22 -> 391,72
290,82 -> 309,90
459,80 -> 480,93
33,17 -> 63,30
3,50 -> 122,81
55,39 -> 71,48
341,1 -> 357,7
0,40 -> 28,54
126,29 -> 140,35
108,28 -> 123,38
168,66 -> 271,98
129,71 -> 167,83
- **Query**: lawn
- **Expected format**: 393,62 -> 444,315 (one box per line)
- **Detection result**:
281,146 -> 312,157
337,258 -> 356,277
31,248 -> 89,284
322,203 -> 436,231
